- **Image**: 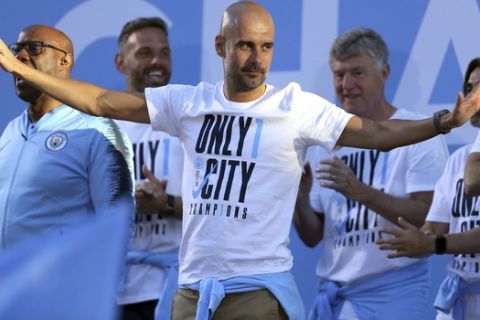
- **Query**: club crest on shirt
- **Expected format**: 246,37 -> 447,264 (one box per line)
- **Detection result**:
45,132 -> 68,151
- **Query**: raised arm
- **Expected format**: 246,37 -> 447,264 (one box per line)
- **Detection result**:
337,91 -> 480,151
0,38 -> 149,123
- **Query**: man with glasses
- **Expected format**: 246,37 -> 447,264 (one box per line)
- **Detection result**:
10,41 -> 69,58
0,25 -> 134,253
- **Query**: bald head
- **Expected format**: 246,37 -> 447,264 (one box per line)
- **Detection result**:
14,25 -> 75,104
215,1 -> 275,101
23,25 -> 73,53
220,1 -> 274,37
19,25 -> 74,69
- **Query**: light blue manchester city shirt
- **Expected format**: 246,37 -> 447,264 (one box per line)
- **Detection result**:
0,105 -> 134,249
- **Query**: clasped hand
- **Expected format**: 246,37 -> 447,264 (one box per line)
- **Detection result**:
135,164 -> 168,215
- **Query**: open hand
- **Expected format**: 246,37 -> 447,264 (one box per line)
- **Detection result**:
0,38 -> 21,74
447,85 -> 480,129
316,156 -> 363,200
376,217 -> 435,258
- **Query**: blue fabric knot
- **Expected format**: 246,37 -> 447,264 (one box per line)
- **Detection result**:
197,278 -> 225,320
434,271 -> 480,320
308,281 -> 340,320
309,260 -> 429,320
181,271 -> 305,320
126,249 -> 179,320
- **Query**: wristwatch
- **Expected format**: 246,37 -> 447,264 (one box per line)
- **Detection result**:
160,195 -> 176,217
433,109 -> 451,134
434,234 -> 447,254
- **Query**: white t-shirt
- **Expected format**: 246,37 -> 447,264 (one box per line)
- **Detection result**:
427,144 -> 480,281
308,108 -> 448,283
427,143 -> 480,319
115,121 -> 183,304
472,131 -> 480,153
145,81 -> 353,284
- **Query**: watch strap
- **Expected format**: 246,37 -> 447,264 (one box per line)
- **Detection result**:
433,109 -> 451,134
434,234 -> 447,254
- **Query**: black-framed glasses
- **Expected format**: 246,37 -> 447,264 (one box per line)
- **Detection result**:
8,41 -> 68,57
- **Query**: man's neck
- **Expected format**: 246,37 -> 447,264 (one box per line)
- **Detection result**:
223,84 -> 267,102
377,103 -> 397,121
28,97 -> 63,123
362,100 -> 397,121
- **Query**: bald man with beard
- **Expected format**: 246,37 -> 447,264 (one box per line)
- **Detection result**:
0,25 -> 134,257
1,3 -> 480,319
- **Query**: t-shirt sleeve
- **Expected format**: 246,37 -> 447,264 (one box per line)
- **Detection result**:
405,135 -> 448,193
145,85 -> 180,137
305,146 -> 325,213
164,138 -> 184,197
471,131 -> 480,153
426,154 -> 455,223
297,91 -> 353,152
425,181 -> 450,223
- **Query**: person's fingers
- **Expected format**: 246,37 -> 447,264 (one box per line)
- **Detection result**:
159,179 -> 167,191
0,39 -> 19,73
135,191 -> 149,201
141,165 -> 169,197
376,238 -> 389,245
332,156 -> 344,167
376,237 -> 403,246
318,173 -> 335,181
319,158 -> 335,165
467,87 -> 480,114
387,251 -> 407,259
379,227 -> 403,237
303,162 -> 312,177
397,217 -> 416,230
457,91 -> 465,104
377,243 -> 403,251
466,83 -> 480,101
142,164 -> 163,185
319,181 -> 337,189
377,243 -> 391,250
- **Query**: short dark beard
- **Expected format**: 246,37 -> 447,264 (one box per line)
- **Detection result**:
229,71 -> 266,93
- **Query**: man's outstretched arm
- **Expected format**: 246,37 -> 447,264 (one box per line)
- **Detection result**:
337,92 -> 480,151
0,38 -> 149,123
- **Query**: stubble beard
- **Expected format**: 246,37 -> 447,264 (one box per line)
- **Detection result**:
230,71 -> 266,93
